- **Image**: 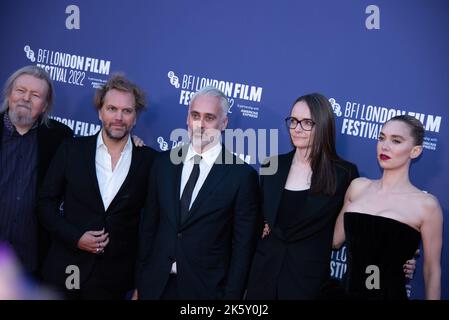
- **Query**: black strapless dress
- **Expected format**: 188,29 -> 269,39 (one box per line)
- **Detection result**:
343,212 -> 421,300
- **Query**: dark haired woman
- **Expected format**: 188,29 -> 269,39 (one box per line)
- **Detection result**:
246,93 -> 359,299
333,115 -> 442,300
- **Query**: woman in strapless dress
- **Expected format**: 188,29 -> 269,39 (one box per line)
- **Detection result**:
332,115 -> 443,300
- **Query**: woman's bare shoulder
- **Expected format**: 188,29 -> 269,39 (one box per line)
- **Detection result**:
414,191 -> 443,221
350,177 -> 374,190
346,177 -> 374,199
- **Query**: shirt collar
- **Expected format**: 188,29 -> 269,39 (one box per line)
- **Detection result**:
96,129 -> 133,153
185,142 -> 222,167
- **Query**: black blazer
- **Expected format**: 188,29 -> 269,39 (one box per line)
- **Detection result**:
247,150 -> 359,299
0,112 -> 73,272
0,112 -> 73,189
37,133 -> 157,292
137,145 -> 260,300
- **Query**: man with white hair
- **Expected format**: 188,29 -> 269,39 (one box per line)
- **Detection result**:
0,65 -> 73,275
136,86 -> 260,300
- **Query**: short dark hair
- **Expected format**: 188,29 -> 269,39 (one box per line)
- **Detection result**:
385,115 -> 424,146
1,65 -> 54,125
93,73 -> 146,114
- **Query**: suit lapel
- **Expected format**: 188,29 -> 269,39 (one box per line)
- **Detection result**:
265,151 -> 294,228
168,145 -> 188,228
179,147 -> 230,227
171,152 -> 184,228
84,133 -> 105,212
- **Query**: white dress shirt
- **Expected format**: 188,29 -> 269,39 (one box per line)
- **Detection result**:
179,142 -> 222,209
95,131 -> 133,211
171,142 -> 222,274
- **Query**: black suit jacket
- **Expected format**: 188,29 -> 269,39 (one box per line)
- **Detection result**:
246,150 -> 359,299
137,145 -> 260,300
0,112 -> 73,189
37,133 -> 157,292
0,111 -> 73,272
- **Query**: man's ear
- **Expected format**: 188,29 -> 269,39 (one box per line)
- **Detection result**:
410,145 -> 423,159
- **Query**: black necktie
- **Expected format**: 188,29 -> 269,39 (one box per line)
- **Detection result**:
180,155 -> 201,221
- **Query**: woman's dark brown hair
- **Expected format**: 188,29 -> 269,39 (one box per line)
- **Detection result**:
385,114 -> 424,146
291,93 -> 341,195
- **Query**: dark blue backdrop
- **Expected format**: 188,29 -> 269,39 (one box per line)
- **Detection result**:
1,0 -> 447,299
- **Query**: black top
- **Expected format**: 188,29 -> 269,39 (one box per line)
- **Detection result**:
344,212 -> 421,300
246,151 -> 359,300
276,188 -> 309,241
0,111 -> 73,273
0,112 -> 38,272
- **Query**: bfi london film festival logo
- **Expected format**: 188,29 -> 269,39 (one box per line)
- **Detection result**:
168,71 -> 236,114
329,98 -> 342,117
24,44 -> 111,89
167,71 -> 262,119
330,97 -> 441,151
24,45 -> 104,136
160,71 -> 278,173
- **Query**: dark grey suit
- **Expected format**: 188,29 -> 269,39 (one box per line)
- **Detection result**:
137,145 -> 260,300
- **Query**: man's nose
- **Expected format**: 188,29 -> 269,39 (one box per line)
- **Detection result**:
193,119 -> 204,129
115,111 -> 124,120
23,91 -> 31,101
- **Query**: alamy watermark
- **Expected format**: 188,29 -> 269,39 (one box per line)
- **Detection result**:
168,128 -> 279,175
65,265 -> 80,290
365,265 -> 380,290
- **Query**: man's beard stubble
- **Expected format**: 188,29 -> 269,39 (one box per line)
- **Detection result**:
104,125 -> 130,141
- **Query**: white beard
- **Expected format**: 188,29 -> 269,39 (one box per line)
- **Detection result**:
9,107 -> 35,128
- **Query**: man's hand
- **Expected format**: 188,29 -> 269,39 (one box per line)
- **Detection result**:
261,223 -> 271,239
132,135 -> 146,147
77,229 -> 109,254
403,249 -> 419,279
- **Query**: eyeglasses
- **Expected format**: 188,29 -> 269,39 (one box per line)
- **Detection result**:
285,117 -> 315,131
